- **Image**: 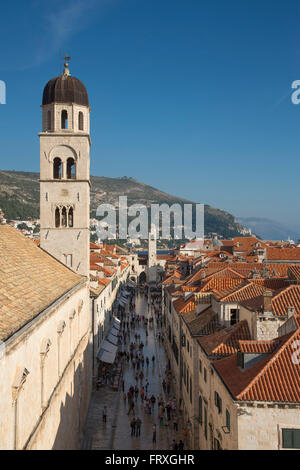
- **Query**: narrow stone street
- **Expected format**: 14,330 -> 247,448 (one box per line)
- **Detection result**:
82,291 -> 182,450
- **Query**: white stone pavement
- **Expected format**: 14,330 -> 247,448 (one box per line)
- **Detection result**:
82,292 -> 185,450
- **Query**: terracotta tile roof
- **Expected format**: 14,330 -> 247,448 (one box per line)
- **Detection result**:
233,236 -> 266,252
272,285 -> 300,316
220,282 -> 267,303
198,321 -> 251,357
213,328 -> 300,403
0,225 -> 84,342
212,284 -> 247,300
181,285 -> 199,292
267,264 -> 291,278
250,278 -> 288,290
173,294 -> 196,313
288,265 -> 300,283
221,240 -> 234,247
162,271 -> 183,285
295,315 -> 300,328
266,247 -> 300,261
90,242 -> 100,249
182,307 -> 218,336
200,278 -> 244,293
238,338 -> 281,354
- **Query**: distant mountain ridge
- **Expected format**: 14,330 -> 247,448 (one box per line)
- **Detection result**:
237,216 -> 300,241
0,170 -> 245,238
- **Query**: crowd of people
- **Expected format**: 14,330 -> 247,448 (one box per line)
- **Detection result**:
102,285 -> 185,450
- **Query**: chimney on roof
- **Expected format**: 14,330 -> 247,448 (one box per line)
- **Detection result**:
263,290 -> 273,313
287,306 -> 295,319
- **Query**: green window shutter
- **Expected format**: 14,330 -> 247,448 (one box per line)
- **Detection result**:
282,429 -> 294,449
294,430 -> 300,448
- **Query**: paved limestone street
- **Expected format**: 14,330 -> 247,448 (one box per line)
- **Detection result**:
82,290 -> 185,450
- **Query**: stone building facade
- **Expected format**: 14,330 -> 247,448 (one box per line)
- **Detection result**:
0,63 -> 93,450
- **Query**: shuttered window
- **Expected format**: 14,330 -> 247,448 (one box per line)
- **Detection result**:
226,409 -> 230,431
282,429 -> 300,449
199,396 -> 203,425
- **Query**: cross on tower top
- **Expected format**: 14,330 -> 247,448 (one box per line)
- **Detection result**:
63,54 -> 71,76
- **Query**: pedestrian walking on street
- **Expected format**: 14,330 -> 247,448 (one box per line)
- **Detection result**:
102,406 -> 107,423
136,417 -> 141,437
166,403 -> 171,421
152,424 -> 157,443
128,399 -> 135,415
173,415 -> 178,432
178,440 -> 184,450
130,416 -> 136,436
172,440 -> 178,451
150,395 -> 156,407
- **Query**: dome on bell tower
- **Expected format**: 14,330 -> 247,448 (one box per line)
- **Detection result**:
42,57 -> 89,107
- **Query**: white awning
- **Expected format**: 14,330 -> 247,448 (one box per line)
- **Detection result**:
97,349 -> 116,364
110,326 -> 119,336
121,290 -> 130,296
101,340 -> 118,354
107,333 -> 118,345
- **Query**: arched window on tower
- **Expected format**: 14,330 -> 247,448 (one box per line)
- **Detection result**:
67,158 -> 76,179
61,207 -> 67,227
55,208 -> 60,227
68,207 -> 74,227
61,110 -> 68,129
78,111 -> 84,131
53,157 -> 62,179
47,110 -> 51,131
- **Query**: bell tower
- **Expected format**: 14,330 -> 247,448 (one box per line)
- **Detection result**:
147,223 -> 157,284
39,57 -> 90,277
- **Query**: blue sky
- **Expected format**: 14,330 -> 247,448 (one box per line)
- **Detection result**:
0,0 -> 300,228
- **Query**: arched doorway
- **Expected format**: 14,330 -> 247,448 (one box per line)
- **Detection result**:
139,271 -> 146,285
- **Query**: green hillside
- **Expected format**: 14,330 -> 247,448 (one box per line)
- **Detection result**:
0,170 -> 244,238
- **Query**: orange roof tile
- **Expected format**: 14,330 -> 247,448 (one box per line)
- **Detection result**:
266,247 -> 300,261
198,321 -> 251,357
213,328 -> 300,403
173,294 -> 196,313
272,285 -> 300,316
288,265 -> 300,283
